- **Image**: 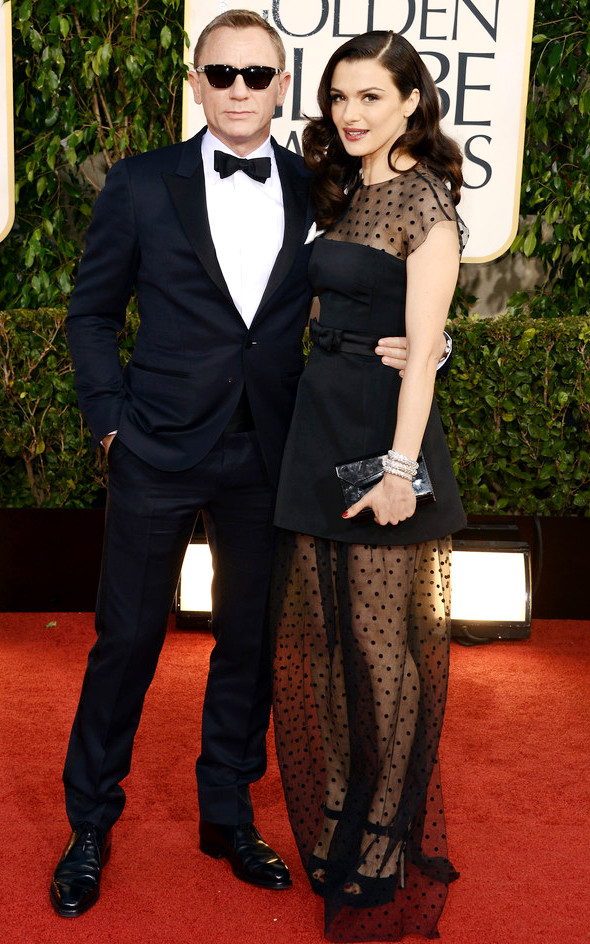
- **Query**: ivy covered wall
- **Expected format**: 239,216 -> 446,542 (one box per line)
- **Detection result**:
1,0 -> 188,308
2,0 -> 589,314
510,0 -> 590,318
0,1 -> 589,512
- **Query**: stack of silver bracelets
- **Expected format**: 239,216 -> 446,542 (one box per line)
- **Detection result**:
382,449 -> 419,481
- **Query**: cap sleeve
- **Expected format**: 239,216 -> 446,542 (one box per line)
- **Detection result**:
324,165 -> 468,259
405,168 -> 468,257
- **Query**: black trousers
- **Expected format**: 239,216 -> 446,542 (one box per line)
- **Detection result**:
63,430 -> 276,831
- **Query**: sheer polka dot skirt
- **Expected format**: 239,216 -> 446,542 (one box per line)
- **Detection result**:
270,532 -> 458,941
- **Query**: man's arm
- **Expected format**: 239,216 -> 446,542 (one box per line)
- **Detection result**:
66,159 -> 140,448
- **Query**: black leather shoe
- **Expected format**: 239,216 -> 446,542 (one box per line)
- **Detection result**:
50,822 -> 111,917
199,821 -> 291,890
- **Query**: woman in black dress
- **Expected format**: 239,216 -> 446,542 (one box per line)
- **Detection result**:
270,31 -> 467,942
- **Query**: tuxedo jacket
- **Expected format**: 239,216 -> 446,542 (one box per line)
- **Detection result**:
66,128 -> 315,484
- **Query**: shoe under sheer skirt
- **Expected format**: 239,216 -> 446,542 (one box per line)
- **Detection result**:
270,531 -> 459,942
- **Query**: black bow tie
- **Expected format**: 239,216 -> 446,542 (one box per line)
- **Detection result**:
214,150 -> 271,183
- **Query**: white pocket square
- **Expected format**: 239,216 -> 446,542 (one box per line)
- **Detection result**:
304,222 -> 325,245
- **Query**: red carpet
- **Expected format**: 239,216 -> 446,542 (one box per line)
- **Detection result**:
0,614 -> 588,943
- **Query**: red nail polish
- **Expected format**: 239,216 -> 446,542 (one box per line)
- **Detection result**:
342,511 -> 349,518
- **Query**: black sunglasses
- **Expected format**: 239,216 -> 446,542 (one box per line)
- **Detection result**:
196,64 -> 281,90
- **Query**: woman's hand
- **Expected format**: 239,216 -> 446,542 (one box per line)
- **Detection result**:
343,473 -> 416,526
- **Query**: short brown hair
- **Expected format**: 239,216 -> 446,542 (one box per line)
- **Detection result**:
193,9 -> 286,72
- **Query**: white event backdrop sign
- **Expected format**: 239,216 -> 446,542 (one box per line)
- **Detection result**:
183,0 -> 536,263
0,1 -> 14,243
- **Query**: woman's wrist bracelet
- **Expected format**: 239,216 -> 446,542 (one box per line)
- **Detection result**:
383,450 -> 419,479
383,467 -> 414,481
382,459 -> 414,480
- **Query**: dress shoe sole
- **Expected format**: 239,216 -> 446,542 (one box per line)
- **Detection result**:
199,839 -> 292,890
49,843 -> 111,917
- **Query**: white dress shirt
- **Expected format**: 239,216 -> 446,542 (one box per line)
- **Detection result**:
201,130 -> 284,328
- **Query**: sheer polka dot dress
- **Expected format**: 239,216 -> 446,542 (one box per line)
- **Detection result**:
328,165 -> 467,259
271,166 -> 466,941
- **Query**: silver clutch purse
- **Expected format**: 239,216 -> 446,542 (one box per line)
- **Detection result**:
335,450 -> 435,509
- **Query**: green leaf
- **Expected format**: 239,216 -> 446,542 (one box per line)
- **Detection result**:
547,42 -> 562,68
19,0 -> 33,21
572,244 -> 585,265
523,231 -> 537,257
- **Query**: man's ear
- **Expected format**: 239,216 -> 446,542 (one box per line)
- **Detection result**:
188,70 -> 202,105
276,71 -> 291,109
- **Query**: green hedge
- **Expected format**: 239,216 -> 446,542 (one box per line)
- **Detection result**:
438,314 -> 590,515
2,309 -> 589,514
0,307 -> 137,507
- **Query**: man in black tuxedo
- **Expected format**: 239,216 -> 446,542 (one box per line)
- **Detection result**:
50,9 -> 422,917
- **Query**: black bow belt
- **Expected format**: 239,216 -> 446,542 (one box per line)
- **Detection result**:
309,318 -> 379,356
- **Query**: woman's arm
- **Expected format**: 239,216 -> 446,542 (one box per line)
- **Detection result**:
344,220 -> 459,526
392,220 -> 459,458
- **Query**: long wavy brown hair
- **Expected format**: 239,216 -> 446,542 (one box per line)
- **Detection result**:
303,31 -> 463,230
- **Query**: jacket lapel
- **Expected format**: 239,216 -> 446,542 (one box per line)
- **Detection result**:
162,130 -> 235,309
252,140 -> 311,321
163,132 -> 311,322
